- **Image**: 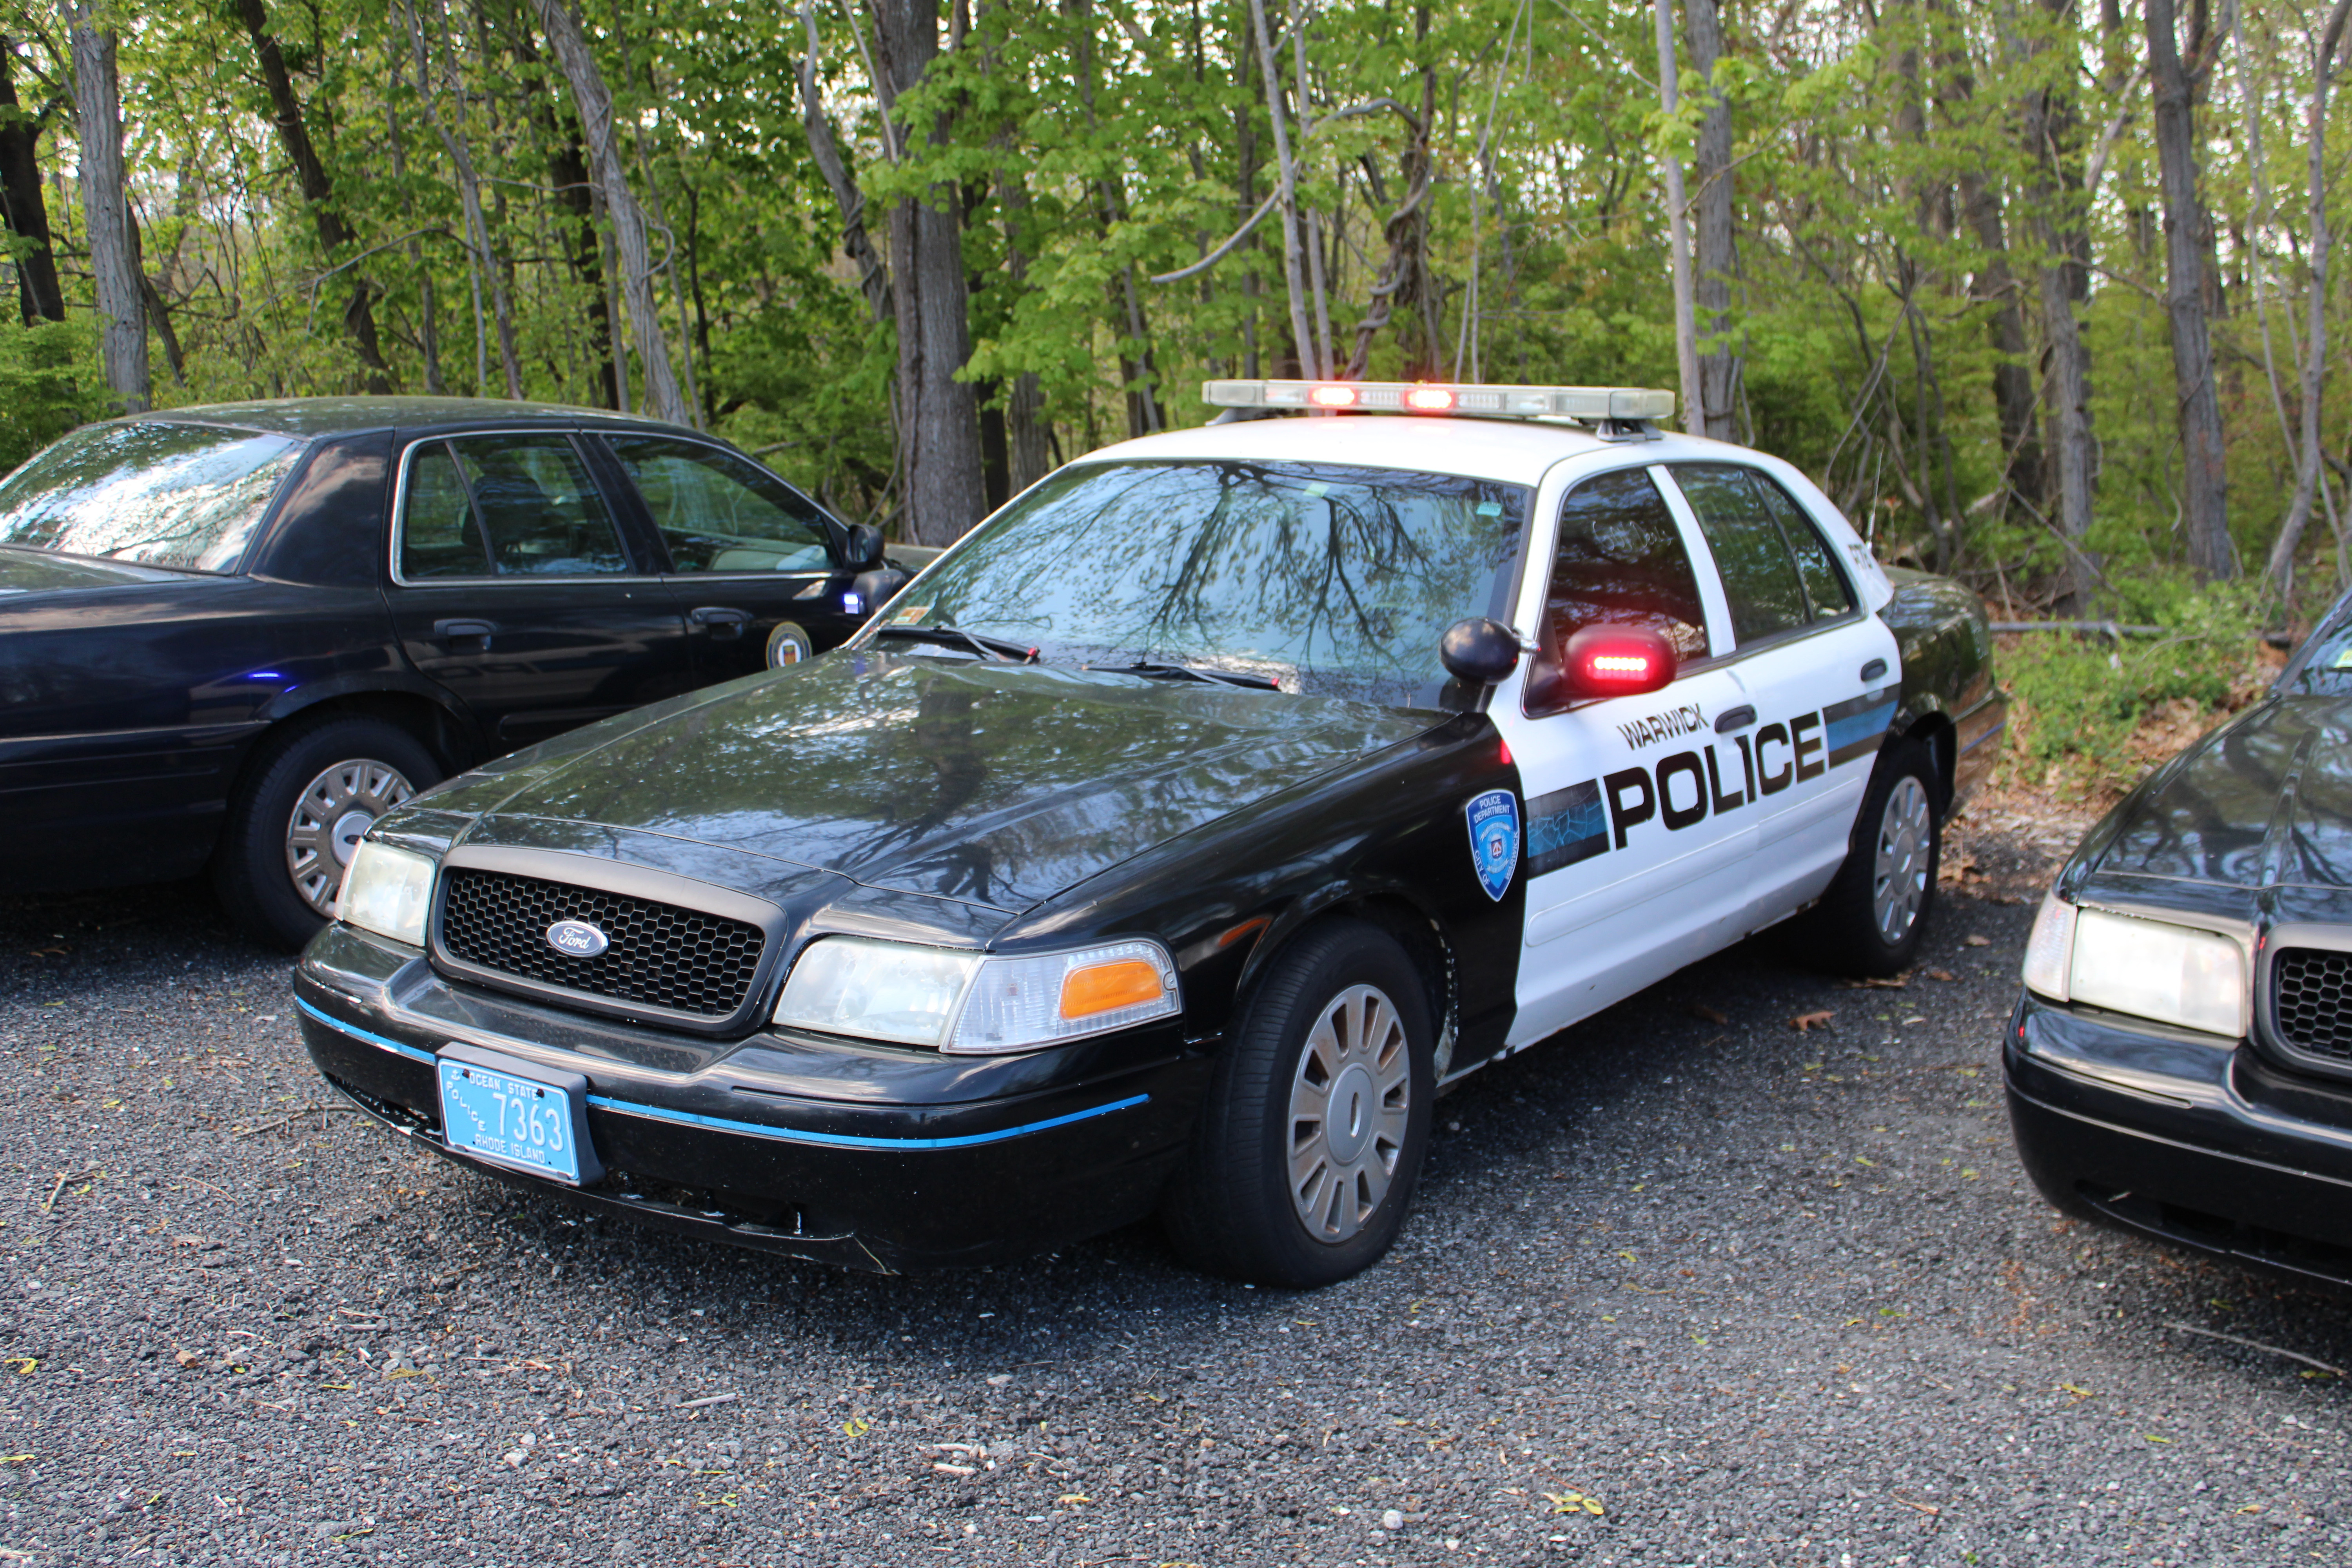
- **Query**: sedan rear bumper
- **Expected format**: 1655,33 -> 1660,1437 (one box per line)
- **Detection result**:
2004,989 -> 2352,1289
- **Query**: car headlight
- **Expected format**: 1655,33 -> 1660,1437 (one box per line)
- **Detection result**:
338,840 -> 437,948
773,935 -> 1180,1053
2021,888 -> 2245,1037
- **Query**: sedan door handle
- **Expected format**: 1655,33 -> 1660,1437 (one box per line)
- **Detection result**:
1715,704 -> 1757,733
433,618 -> 496,648
690,606 -> 753,641
1860,658 -> 1888,682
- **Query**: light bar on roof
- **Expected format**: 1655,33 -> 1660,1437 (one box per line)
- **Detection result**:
1203,379 -> 1676,422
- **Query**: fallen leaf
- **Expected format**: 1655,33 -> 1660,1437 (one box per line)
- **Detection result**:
1790,1010 -> 1835,1033
1964,935 -> 1992,947
3,1359 -> 34,1376
173,1349 -> 202,1369
2060,1382 -> 2093,1401
1057,1494 -> 1092,1506
1688,1003 -> 1728,1025
842,1417 -> 870,1437
1842,975 -> 1909,989
1927,969 -> 1956,982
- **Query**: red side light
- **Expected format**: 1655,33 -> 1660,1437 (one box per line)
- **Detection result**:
1406,387 -> 1455,411
1310,384 -> 1357,407
1498,738 -> 1512,766
1561,624 -> 1676,699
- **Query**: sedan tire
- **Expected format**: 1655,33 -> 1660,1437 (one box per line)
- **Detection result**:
1808,738 -> 1941,977
1162,919 -> 1434,1287
213,715 -> 443,951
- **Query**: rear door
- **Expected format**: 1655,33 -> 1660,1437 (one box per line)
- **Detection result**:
591,434 -> 865,679
384,432 -> 697,753
1660,461 -> 1901,926
1488,463 -> 1756,1050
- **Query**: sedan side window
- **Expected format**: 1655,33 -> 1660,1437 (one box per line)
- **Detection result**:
399,436 -> 630,579
1672,463 -> 1810,645
1751,476 -> 1857,620
1524,466 -> 1709,717
606,436 -> 835,574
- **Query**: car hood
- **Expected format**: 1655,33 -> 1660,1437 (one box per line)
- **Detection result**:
435,653 -> 1439,915
2087,694 -> 2352,893
0,546 -> 192,595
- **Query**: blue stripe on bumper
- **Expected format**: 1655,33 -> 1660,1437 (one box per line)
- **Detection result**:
298,995 -> 1151,1151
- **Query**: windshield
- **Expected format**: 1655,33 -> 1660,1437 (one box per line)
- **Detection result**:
866,459 -> 1529,707
0,421 -> 307,572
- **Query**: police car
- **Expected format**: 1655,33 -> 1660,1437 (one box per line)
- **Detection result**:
294,380 -> 2005,1286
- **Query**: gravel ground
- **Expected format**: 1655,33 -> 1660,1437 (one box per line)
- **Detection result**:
4,823 -> 2350,1568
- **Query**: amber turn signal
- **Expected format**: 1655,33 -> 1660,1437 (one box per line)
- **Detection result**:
1059,959 -> 1167,1020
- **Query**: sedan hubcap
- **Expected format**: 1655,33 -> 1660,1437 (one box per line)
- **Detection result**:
286,759 -> 416,917
1871,775 -> 1933,945
1287,983 -> 1411,1245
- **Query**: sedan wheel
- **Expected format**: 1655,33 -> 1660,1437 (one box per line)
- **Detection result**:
1871,775 -> 1934,945
285,758 -> 418,918
1287,983 -> 1412,1245
1806,739 -> 1940,977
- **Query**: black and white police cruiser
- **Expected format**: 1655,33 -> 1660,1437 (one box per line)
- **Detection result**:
296,379 -> 2005,1285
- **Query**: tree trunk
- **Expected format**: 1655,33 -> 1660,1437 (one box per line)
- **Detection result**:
867,0 -> 986,546
401,0 -> 523,399
508,2 -> 615,406
2143,0 -> 2232,578
62,6 -> 145,412
231,0 -> 394,393
795,2 -> 891,327
1248,0 -> 1317,379
0,38 -> 63,324
1653,0 -> 1700,435
1683,0 -> 1739,439
2265,0 -> 2352,592
530,0 -> 688,425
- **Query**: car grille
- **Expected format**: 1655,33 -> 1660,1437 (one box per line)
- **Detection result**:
2272,948 -> 2352,1063
437,868 -> 766,1019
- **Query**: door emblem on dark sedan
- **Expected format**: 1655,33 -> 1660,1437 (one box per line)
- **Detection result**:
1465,789 -> 1521,902
546,920 -> 610,958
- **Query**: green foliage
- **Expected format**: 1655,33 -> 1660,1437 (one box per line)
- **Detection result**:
0,320 -> 105,474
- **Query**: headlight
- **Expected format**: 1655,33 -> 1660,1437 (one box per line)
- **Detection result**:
338,840 -> 437,948
773,936 -> 1180,1053
2024,890 -> 2245,1038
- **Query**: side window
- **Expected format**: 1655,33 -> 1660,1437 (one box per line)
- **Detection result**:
399,443 -> 488,578
606,436 -> 835,574
1525,466 -> 1709,715
1751,475 -> 1856,620
454,435 -> 629,576
1672,463 -> 1809,644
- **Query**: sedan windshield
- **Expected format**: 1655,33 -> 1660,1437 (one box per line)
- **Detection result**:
0,421 -> 307,572
869,459 -> 1529,708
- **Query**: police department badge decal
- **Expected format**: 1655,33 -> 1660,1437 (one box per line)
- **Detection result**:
1465,789 -> 1521,902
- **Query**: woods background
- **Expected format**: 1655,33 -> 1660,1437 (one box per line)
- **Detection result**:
1,0 -> 2347,655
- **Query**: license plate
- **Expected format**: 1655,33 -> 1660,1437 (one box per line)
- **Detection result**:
437,1059 -> 584,1182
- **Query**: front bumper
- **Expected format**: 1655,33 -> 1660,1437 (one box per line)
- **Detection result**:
2005,989 -> 2352,1288
295,925 -> 1205,1271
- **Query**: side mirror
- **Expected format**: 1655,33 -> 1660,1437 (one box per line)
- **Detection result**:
850,567 -> 909,617
844,523 -> 887,571
1561,624 -> 1676,698
1439,617 -> 1523,685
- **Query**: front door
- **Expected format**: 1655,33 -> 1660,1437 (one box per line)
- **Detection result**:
384,432 -> 696,753
1490,464 -> 1756,1051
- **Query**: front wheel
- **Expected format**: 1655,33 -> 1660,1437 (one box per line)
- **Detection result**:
1807,739 -> 1941,977
1161,920 -> 1434,1287
212,715 -> 443,951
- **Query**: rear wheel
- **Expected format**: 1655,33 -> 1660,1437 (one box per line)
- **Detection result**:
1808,739 -> 1940,976
212,715 -> 441,951
1161,920 -> 1434,1287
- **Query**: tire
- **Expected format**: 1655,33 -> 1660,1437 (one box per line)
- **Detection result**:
1161,919 -> 1435,1287
212,715 -> 442,951
1807,738 -> 1941,977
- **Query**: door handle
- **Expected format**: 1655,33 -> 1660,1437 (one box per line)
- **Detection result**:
1860,658 -> 1888,682
690,606 -> 753,641
433,618 -> 495,648
1715,704 -> 1757,733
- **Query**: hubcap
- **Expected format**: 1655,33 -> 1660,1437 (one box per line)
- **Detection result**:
1871,775 -> 1933,945
1287,983 -> 1412,1246
286,758 -> 417,918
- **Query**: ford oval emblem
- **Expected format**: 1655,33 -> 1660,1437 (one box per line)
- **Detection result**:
546,919 -> 610,958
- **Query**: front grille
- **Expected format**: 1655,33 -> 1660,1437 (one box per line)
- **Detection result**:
2272,948 -> 2352,1063
438,868 -> 766,1018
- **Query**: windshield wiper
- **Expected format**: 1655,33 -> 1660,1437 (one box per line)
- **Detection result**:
1099,660 -> 1282,691
873,623 -> 1041,663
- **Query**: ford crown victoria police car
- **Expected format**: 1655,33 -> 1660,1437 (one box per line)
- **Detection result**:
294,381 -> 2005,1285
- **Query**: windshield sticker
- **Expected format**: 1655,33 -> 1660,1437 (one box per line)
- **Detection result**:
1465,789 -> 1522,902
2334,647 -> 2352,669
1476,501 -> 1503,516
1616,702 -> 1706,750
889,602 -> 934,627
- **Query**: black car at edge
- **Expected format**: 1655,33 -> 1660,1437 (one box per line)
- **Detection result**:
0,398 -> 895,946
2009,590 -> 2352,1288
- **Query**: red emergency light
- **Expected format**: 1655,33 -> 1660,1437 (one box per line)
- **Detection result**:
1562,624 -> 1676,698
